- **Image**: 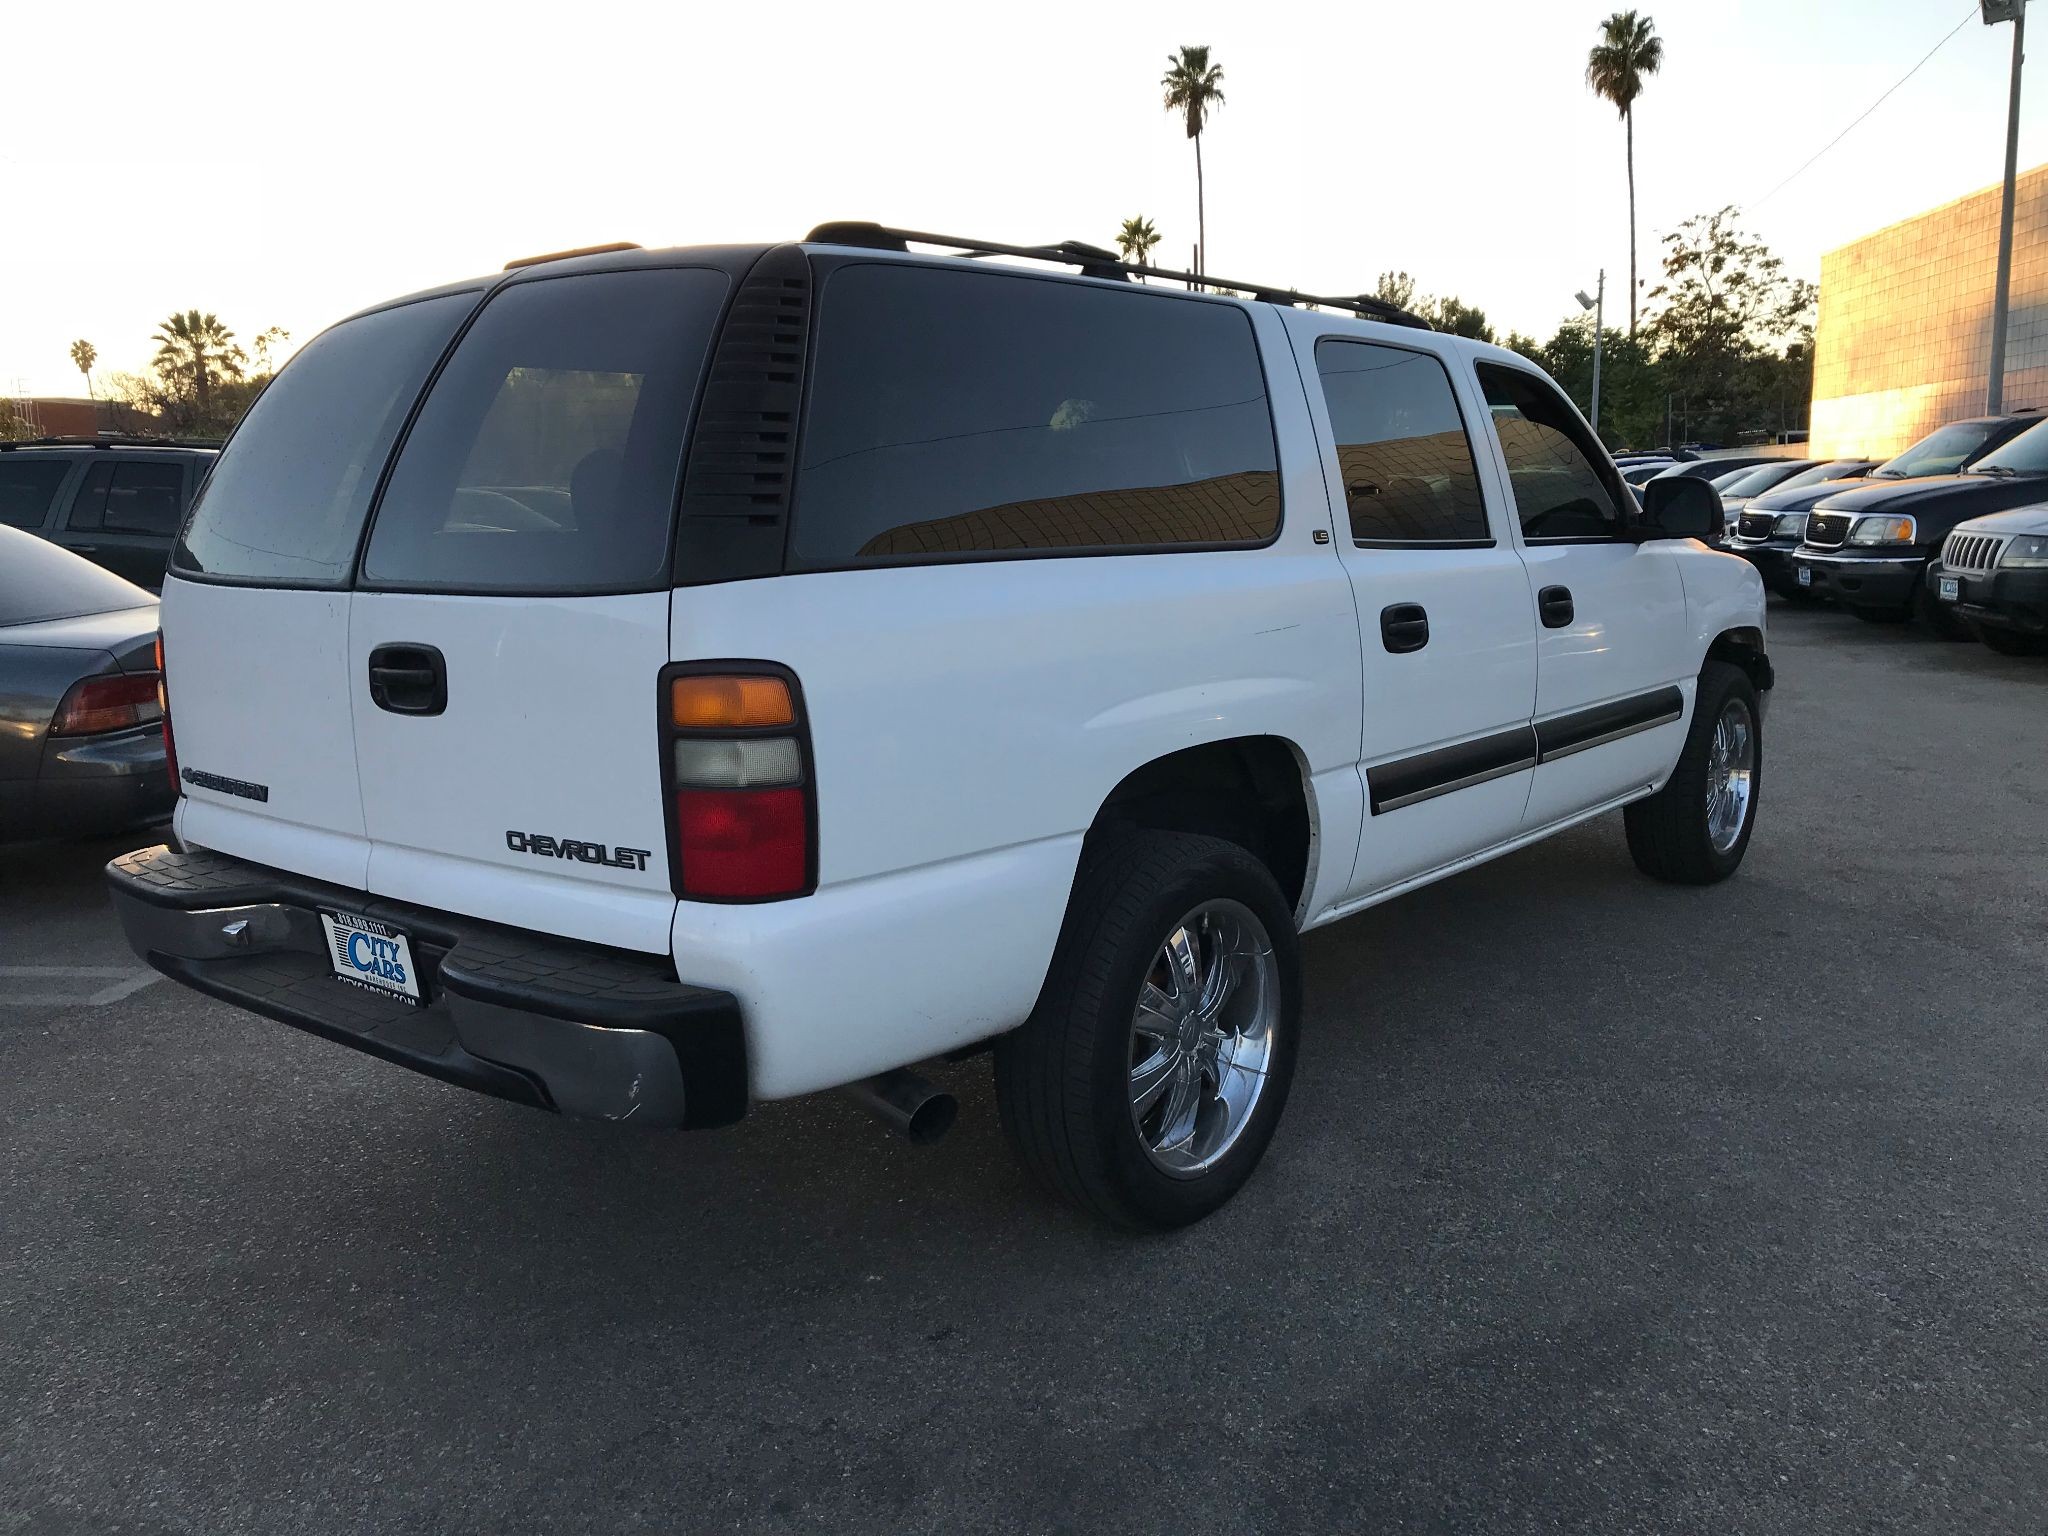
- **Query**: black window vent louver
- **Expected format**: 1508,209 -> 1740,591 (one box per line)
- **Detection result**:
674,244 -> 811,583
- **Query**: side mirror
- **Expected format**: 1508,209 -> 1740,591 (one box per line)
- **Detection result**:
1638,475 -> 1721,540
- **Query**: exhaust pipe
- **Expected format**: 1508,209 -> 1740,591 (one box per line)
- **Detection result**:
842,1068 -> 956,1146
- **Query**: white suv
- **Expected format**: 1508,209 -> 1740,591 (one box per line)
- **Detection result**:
108,225 -> 1770,1229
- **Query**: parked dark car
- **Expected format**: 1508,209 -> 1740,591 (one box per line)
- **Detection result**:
1717,458 -> 1873,543
0,526 -> 172,842
0,436 -> 217,590
1730,413 -> 2042,595
1795,418 -> 2048,631
1647,453 -> 1785,490
1934,507 -> 2048,654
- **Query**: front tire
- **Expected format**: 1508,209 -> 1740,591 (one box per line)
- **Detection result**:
995,830 -> 1301,1230
1624,660 -> 1761,885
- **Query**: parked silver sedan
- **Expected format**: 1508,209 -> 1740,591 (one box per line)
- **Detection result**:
0,525 -> 173,841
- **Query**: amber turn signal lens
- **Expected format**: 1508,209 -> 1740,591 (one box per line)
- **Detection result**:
670,674 -> 794,729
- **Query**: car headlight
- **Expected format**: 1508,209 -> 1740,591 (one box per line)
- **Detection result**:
1848,515 -> 1918,546
2000,534 -> 2048,568
1774,512 -> 1807,537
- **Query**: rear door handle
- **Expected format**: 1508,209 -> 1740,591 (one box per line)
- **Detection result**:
1538,585 -> 1575,628
1380,602 -> 1430,654
367,643 -> 447,716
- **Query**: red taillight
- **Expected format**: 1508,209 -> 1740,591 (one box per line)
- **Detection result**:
675,788 -> 808,898
661,666 -> 813,901
50,671 -> 163,736
157,632 -> 178,791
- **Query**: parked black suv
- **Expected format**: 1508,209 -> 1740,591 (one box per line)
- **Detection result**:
1729,413 -> 2041,597
0,437 -> 218,590
1794,416 -> 2048,629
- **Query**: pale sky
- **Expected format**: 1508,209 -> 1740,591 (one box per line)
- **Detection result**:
6,0 -> 2044,399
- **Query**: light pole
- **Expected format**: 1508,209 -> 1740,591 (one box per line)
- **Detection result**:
1984,0 -> 2027,412
1576,270 -> 1605,434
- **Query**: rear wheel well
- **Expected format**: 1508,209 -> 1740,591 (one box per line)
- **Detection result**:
1087,737 -> 1312,914
1708,626 -> 1773,695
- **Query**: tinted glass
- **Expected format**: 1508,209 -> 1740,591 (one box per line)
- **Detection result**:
1315,340 -> 1488,544
1872,422 -> 1997,479
176,292 -> 478,583
65,460 -> 115,531
1723,462 -> 1812,498
0,526 -> 153,624
364,268 -> 727,592
1476,364 -> 1624,539
1775,459 -> 1865,491
1967,418 -> 2048,474
102,462 -> 188,536
0,458 -> 73,529
793,264 -> 1279,565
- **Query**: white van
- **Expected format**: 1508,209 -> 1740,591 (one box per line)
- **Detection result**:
109,225 -> 1769,1228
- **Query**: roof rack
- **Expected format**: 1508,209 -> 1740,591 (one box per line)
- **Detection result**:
0,433 -> 221,452
803,222 -> 1433,330
504,241 -> 642,270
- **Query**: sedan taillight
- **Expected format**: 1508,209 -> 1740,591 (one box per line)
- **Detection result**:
157,632 -> 178,791
50,670 -> 163,736
661,667 -> 814,901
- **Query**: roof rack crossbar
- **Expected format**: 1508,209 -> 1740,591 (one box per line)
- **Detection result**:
802,222 -> 1432,330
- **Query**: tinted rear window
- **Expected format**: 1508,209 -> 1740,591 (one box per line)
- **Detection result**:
175,293 -> 475,583
104,462 -> 189,536
0,526 -> 152,625
0,458 -> 74,529
1315,339 -> 1489,544
362,267 -> 729,593
791,264 -> 1279,565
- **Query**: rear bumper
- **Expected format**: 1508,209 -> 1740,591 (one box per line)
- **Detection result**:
1791,549 -> 1926,610
1941,566 -> 2048,633
105,844 -> 747,1129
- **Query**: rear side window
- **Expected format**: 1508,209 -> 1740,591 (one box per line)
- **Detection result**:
363,267 -> 729,593
792,264 -> 1279,565
176,292 -> 477,584
0,458 -> 73,529
1314,340 -> 1489,545
1476,363 -> 1626,541
102,462 -> 188,536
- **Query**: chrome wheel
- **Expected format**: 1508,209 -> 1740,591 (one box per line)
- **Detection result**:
1127,899 -> 1279,1178
1704,696 -> 1755,854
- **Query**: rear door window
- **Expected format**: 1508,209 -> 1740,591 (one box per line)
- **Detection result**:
0,457 -> 75,529
103,462 -> 189,536
1314,339 -> 1490,545
791,264 -> 1280,565
64,460 -> 116,530
174,291 -> 480,584
362,267 -> 729,593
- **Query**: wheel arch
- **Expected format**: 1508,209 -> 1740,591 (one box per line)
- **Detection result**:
1706,624 -> 1773,698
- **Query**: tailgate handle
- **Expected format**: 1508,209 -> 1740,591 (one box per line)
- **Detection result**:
368,644 -> 447,717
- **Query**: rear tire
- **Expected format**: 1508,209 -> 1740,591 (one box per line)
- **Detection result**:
1975,623 -> 2048,657
1624,660 -> 1761,885
995,830 -> 1301,1230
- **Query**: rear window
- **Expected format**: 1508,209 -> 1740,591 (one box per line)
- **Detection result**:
1314,339 -> 1489,545
101,462 -> 189,536
362,267 -> 729,593
0,458 -> 73,529
175,292 -> 477,584
791,264 -> 1279,566
0,526 -> 152,625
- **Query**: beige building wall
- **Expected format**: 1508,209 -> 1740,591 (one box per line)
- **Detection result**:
1810,161 -> 2048,459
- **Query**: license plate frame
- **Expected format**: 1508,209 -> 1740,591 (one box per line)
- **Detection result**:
1939,574 -> 1960,602
320,911 -> 424,1006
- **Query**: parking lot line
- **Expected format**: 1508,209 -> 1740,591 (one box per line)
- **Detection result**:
0,965 -> 161,1007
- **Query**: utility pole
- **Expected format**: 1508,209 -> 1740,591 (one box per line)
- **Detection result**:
1576,273 -> 1606,433
1985,1 -> 2028,412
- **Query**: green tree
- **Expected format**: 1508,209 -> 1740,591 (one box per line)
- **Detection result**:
1115,215 -> 1161,267
1422,296 -> 1495,342
1161,45 -> 1225,275
1373,271 -> 1417,311
69,339 -> 97,400
1586,11 -> 1663,337
151,310 -> 245,425
250,325 -> 290,374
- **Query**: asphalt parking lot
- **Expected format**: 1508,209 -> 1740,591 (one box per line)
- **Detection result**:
3,604 -> 2045,1535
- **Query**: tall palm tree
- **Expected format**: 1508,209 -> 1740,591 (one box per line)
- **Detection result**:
152,311 -> 245,421
1116,215 -> 1162,267
69,339 -> 97,401
1161,46 -> 1225,275
1586,11 -> 1663,337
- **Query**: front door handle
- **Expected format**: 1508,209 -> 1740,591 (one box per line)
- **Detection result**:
1380,602 -> 1430,654
1538,585 -> 1575,628
367,643 -> 447,716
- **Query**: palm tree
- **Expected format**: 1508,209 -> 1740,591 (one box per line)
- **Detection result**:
1161,46 -> 1225,275
69,339 -> 96,400
151,311 -> 245,421
1116,216 -> 1162,268
1586,11 -> 1663,337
